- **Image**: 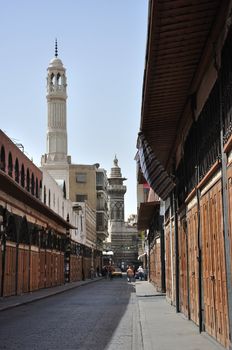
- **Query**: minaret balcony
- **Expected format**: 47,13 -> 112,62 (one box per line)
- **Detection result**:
47,85 -> 66,94
107,185 -> 127,193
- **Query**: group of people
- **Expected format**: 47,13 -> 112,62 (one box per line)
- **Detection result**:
89,265 -> 100,280
101,265 -> 113,279
126,265 -> 145,282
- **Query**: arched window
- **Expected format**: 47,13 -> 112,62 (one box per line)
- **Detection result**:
26,169 -> 30,191
8,152 -> 13,177
51,73 -> 55,85
48,190 -> 51,207
39,180 -> 42,200
31,173 -> 35,195
0,145 -> 6,172
21,164 -> 25,187
63,181 -> 66,199
62,202 -> 64,217
44,185 -> 46,204
35,178 -> 39,198
15,158 -> 19,183
19,216 -> 30,244
57,73 -> 61,86
6,214 -> 17,242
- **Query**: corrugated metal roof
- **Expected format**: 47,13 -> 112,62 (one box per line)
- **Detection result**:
137,201 -> 160,230
140,0 -> 228,171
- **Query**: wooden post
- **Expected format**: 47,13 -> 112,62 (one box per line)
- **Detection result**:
220,86 -> 232,348
173,191 -> 180,313
160,216 -> 166,293
64,214 -> 71,283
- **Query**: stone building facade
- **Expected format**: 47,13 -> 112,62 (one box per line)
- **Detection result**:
107,156 -> 138,269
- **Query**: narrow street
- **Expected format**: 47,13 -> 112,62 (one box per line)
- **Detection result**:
0,278 -> 141,350
0,278 -> 225,350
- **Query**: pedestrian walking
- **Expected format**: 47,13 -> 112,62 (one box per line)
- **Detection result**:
127,266 -> 134,283
137,266 -> 144,280
108,265 -> 113,280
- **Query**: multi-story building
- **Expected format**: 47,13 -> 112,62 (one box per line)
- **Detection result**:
0,129 -> 74,296
69,164 -> 97,209
69,164 -> 108,249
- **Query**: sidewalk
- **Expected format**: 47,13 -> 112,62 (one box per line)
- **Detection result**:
135,280 -> 225,350
0,278 -> 102,312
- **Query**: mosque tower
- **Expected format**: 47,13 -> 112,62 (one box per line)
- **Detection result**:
107,156 -> 127,241
41,40 -> 71,197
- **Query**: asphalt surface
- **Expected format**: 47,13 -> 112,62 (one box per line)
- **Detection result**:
0,277 -> 139,350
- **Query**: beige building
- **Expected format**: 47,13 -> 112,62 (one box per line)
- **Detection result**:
69,164 -> 97,209
69,164 -> 108,249
69,164 -> 97,248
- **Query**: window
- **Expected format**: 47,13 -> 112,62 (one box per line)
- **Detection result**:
76,194 -> 88,202
31,173 -> 35,195
96,172 -> 104,185
15,158 -> 19,183
8,152 -> 13,177
97,213 -> 104,231
0,146 -> 6,172
21,164 -> 25,187
76,173 -> 87,183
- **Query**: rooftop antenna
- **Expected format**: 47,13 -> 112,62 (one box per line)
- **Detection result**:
55,38 -> 58,57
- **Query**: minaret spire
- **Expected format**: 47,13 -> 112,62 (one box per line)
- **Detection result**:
55,38 -> 58,57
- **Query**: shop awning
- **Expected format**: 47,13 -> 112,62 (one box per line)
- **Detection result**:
140,0 -> 228,172
137,132 -> 175,200
137,200 -> 160,231
138,252 -> 147,260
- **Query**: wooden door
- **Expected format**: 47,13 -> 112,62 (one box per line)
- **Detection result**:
179,217 -> 188,317
201,180 -> 229,347
227,165 -> 232,277
4,242 -> 16,296
187,204 -> 199,325
165,222 -> 172,300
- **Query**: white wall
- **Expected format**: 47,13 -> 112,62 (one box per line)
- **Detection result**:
40,168 -> 83,242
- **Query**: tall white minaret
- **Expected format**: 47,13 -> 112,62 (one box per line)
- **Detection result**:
46,39 -> 68,163
41,40 -> 70,197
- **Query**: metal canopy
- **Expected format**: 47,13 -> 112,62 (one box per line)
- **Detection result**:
140,0 -> 228,171
137,201 -> 160,231
137,132 -> 175,200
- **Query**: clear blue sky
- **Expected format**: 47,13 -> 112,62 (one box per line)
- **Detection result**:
0,0 -> 148,219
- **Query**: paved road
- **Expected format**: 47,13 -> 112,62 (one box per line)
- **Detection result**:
0,278 -> 141,350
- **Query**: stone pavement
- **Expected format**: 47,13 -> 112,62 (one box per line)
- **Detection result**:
0,278 -> 226,350
136,280 -> 225,350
